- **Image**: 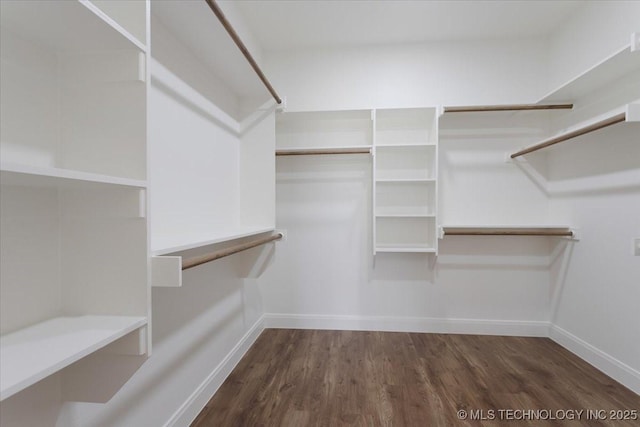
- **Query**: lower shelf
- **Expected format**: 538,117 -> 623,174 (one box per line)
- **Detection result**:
0,315 -> 147,401
376,245 -> 437,253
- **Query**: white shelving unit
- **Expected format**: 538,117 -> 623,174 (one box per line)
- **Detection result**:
149,1 -> 276,258
0,0 -> 150,402
373,108 -> 439,255
275,107 -> 439,256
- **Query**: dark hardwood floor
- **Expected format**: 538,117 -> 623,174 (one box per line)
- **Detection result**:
193,329 -> 640,426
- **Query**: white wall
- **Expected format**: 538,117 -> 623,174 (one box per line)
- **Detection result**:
259,123 -> 554,335
258,38 -> 555,335
149,15 -> 241,249
263,153 -> 553,333
547,125 -> 640,393
265,38 -> 548,112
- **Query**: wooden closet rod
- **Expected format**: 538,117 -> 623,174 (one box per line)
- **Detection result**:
444,230 -> 574,237
276,148 -> 371,156
443,104 -> 573,113
511,112 -> 626,158
205,0 -> 282,105
182,232 -> 283,270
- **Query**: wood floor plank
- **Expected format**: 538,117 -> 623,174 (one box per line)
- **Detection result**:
193,330 -> 640,427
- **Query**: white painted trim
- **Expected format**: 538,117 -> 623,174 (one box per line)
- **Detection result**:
163,316 -> 265,427
264,313 -> 549,337
549,325 -> 640,395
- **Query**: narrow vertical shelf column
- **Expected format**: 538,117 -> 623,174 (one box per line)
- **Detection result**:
373,108 -> 439,254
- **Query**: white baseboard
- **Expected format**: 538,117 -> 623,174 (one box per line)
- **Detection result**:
549,324 -> 640,395
263,313 -> 550,337
164,316 -> 265,427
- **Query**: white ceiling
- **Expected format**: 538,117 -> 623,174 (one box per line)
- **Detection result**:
232,0 -> 585,51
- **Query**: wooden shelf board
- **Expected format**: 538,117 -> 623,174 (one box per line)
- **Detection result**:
152,226 -> 275,256
0,0 -> 144,53
0,163 -> 147,189
0,315 -> 147,401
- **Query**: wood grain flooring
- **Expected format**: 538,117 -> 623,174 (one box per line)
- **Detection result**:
193,330 -> 640,426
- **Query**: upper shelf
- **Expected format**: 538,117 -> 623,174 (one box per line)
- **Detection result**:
375,244 -> 437,253
151,0 -> 270,104
0,0 -> 145,52
276,146 -> 371,156
511,103 -> 639,158
152,226 -> 275,256
0,163 -> 147,189
539,43 -> 640,103
0,315 -> 146,401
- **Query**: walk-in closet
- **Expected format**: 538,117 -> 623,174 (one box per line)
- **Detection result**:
1,1 -> 639,426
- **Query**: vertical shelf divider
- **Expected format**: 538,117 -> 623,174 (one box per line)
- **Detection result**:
372,109 -> 377,256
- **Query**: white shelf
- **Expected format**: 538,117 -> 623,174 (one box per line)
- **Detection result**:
152,226 -> 275,255
276,109 -> 373,148
376,245 -> 437,253
0,0 -> 145,53
0,315 -> 147,401
276,145 -> 372,151
376,178 -> 436,183
0,163 -> 147,189
375,143 -> 436,148
539,43 -> 640,103
276,146 -> 371,156
80,0 -> 147,51
376,213 -> 435,218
